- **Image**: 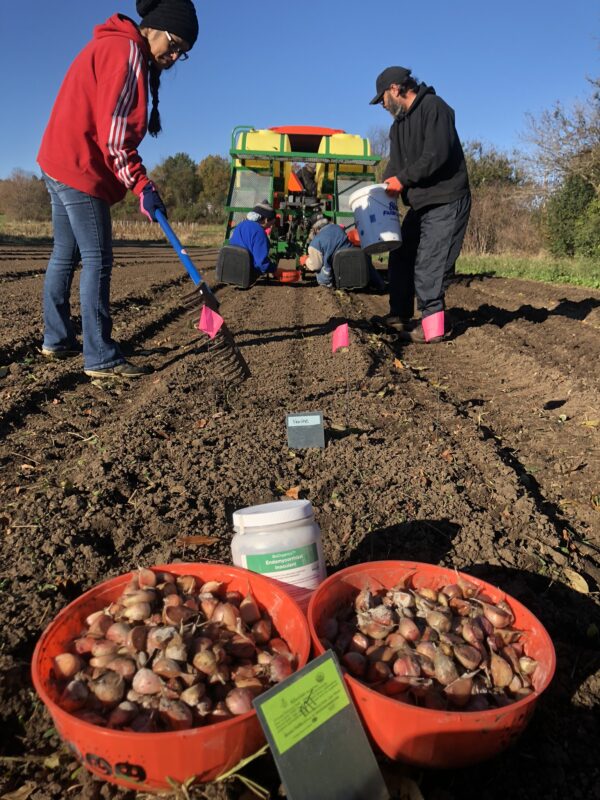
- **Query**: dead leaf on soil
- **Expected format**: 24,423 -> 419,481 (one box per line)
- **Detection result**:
1,782 -> 37,800
581,419 -> 599,428
43,753 -> 61,770
195,418 -> 208,429
284,486 -> 301,500
562,567 -> 589,594
440,449 -> 453,463
176,535 -> 219,546
591,494 -> 600,512
393,358 -> 404,370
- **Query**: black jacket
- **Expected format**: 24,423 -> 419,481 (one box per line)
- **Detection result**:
384,84 -> 470,211
296,165 -> 317,196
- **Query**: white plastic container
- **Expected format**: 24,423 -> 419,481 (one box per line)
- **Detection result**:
349,183 -> 402,254
231,500 -> 327,611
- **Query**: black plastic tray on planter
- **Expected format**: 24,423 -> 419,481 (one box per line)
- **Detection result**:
333,249 -> 369,289
216,246 -> 256,289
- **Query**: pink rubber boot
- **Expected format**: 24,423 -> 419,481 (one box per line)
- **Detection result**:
421,311 -> 445,342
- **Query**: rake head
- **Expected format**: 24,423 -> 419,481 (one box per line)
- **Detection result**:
181,283 -> 213,313
203,325 -> 251,386
181,282 -> 250,384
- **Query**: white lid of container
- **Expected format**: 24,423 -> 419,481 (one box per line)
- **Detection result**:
232,499 -> 314,532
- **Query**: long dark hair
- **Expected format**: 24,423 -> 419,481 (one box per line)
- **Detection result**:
148,62 -> 162,137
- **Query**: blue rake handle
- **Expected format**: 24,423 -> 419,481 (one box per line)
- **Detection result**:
155,209 -> 219,309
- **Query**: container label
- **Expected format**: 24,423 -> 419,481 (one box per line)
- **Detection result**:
287,415 -> 321,427
258,656 -> 350,754
243,544 -> 322,590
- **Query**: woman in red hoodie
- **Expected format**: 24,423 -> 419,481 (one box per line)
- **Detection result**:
37,0 -> 198,377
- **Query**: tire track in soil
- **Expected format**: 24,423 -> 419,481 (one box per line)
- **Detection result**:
0,243 -> 212,356
0,257 -> 222,431
345,282 -> 600,569
0,276 -> 192,367
450,276 -> 600,386
444,278 -> 600,546
220,282 -> 512,572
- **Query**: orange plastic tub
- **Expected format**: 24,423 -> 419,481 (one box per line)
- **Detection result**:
32,563 -> 311,792
274,268 -> 302,283
307,560 -> 555,768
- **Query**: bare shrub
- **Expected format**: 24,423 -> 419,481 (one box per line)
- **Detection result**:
463,185 -> 542,255
0,170 -> 51,221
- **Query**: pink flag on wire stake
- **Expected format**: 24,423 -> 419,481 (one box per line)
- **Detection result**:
197,305 -> 224,339
332,322 -> 350,353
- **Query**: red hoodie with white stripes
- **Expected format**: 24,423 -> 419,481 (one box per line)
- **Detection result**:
38,15 -> 152,205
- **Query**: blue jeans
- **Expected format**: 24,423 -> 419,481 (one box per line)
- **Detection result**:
42,172 -> 124,370
316,261 -> 333,287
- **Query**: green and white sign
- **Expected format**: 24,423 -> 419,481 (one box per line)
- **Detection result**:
253,651 -> 389,800
259,656 -> 349,754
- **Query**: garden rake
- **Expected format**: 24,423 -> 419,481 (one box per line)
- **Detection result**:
155,210 -> 250,384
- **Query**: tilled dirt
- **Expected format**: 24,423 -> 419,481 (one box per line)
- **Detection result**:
0,243 -> 599,800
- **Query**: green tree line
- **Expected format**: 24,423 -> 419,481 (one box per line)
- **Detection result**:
0,153 -> 231,225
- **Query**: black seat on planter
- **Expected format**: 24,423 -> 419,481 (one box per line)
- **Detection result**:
332,248 -> 369,289
216,246 -> 255,289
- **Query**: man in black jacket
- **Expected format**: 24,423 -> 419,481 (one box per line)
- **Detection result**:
371,66 -> 471,343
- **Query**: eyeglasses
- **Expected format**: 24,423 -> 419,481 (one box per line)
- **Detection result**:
164,30 -> 189,61
379,88 -> 390,105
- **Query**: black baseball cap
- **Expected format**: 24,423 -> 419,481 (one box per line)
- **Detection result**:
370,66 -> 412,104
252,201 -> 276,221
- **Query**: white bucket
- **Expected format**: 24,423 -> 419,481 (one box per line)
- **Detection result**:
349,183 -> 402,255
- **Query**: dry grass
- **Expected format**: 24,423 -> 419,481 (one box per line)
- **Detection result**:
0,219 -> 224,248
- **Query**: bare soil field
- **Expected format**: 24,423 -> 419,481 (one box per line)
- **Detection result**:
0,242 -> 599,800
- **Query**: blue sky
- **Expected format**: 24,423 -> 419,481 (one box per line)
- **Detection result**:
0,0 -> 598,178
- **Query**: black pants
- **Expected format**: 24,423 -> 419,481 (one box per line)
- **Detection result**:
388,194 -> 471,319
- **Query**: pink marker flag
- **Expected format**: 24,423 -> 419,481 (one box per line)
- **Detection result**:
332,322 -> 350,353
197,305 -> 224,339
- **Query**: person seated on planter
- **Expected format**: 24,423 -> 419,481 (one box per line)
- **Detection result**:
229,202 -> 276,277
301,216 -> 386,291
294,162 -> 318,197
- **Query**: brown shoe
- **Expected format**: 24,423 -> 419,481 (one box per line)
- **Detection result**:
372,314 -> 415,333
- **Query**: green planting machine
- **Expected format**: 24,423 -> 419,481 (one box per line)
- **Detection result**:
217,125 -> 381,288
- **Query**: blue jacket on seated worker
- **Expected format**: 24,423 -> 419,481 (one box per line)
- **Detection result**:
229,202 -> 276,275
303,216 -> 386,291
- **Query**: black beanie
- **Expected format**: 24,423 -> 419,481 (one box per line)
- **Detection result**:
137,0 -> 199,47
